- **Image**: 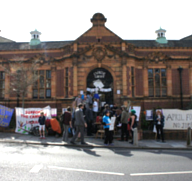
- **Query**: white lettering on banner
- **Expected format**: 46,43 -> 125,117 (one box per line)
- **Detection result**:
162,109 -> 192,130
15,106 -> 52,134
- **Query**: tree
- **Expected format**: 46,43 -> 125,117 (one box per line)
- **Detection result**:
1,57 -> 40,108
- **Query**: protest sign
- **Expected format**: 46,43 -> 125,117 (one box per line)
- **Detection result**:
0,105 -> 14,127
109,117 -> 116,131
15,106 -> 51,134
163,109 -> 192,130
129,106 -> 141,121
146,110 -> 153,121
51,108 -> 57,117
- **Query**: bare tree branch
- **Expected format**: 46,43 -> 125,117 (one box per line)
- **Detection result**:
1,57 -> 40,108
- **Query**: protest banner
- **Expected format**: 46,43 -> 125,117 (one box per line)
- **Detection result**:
0,105 -> 14,127
163,109 -> 192,130
15,106 -> 51,134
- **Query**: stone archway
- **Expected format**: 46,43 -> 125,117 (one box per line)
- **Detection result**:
86,68 -> 114,104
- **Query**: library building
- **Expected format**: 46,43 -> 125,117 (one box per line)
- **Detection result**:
0,13 -> 192,113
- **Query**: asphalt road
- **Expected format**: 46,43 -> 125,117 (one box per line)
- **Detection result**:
0,143 -> 192,181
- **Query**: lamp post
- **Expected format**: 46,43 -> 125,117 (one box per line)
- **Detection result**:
13,88 -> 20,107
177,66 -> 183,109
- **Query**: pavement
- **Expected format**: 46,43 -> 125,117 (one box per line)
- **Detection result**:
0,132 -> 192,150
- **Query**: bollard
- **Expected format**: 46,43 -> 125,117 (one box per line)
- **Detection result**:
186,127 -> 191,146
133,128 -> 138,146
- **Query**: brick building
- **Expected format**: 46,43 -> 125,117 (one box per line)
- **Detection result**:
0,13 -> 192,113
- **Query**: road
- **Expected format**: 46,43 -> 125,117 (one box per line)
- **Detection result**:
0,143 -> 192,181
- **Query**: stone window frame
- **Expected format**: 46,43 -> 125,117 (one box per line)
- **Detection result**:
0,71 -> 5,99
64,67 -> 69,98
148,68 -> 167,97
32,70 -> 51,99
131,67 -> 135,97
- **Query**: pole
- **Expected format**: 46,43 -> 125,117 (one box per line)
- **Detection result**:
177,67 -> 183,109
17,93 -> 19,107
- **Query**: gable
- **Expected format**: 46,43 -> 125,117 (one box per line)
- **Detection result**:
75,13 -> 123,43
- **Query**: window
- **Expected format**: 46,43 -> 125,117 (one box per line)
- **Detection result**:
33,70 -> 51,98
148,68 -> 167,97
131,67 -> 135,97
65,67 -> 69,98
0,71 -> 5,98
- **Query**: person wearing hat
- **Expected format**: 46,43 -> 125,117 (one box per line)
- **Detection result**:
129,109 -> 137,144
120,105 -> 129,141
102,110 -> 113,146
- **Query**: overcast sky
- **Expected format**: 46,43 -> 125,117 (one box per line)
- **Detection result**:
0,0 -> 191,42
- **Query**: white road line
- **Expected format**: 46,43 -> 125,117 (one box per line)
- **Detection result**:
48,166 -> 124,176
29,165 -> 43,173
130,171 -> 192,176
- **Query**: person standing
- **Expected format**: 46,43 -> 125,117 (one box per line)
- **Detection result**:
85,104 -> 93,136
102,111 -> 113,146
154,110 -> 165,142
61,107 -> 72,142
92,98 -> 98,122
120,106 -> 129,141
74,94 -> 82,108
70,104 -> 87,145
38,112 -> 46,139
129,109 -> 137,144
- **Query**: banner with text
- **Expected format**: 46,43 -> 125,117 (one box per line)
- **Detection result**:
15,106 -> 51,134
163,109 -> 192,130
0,105 -> 14,127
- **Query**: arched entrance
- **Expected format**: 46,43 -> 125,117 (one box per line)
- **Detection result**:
87,68 -> 113,104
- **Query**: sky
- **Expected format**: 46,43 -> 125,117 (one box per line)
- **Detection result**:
0,0 -> 192,42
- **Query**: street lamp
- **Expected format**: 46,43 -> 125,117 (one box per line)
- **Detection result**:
177,66 -> 183,109
13,88 -> 20,107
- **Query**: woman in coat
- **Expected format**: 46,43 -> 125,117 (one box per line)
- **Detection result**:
154,110 -> 165,142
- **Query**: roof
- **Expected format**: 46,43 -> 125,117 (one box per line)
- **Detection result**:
180,34 -> 192,40
0,41 -> 73,51
0,39 -> 192,51
125,40 -> 192,48
0,36 -> 15,43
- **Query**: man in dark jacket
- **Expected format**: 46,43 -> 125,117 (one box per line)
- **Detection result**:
70,104 -> 87,144
38,112 -> 46,139
85,104 -> 93,136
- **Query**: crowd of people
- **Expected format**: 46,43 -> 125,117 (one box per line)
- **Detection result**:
60,92 -> 140,145
38,92 -> 165,144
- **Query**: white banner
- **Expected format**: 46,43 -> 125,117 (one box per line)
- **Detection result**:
15,106 -> 51,134
163,109 -> 192,130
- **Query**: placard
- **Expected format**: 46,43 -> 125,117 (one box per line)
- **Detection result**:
129,106 -> 141,121
109,117 -> 116,131
146,110 -> 153,120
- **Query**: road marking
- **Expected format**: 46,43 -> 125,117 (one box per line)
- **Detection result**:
48,166 -> 124,176
29,165 -> 43,173
131,171 -> 192,176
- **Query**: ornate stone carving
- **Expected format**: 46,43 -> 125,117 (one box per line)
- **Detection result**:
92,47 -> 107,63
145,52 -> 169,63
127,43 -> 135,53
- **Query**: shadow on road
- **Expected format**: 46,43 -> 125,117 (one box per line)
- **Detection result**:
64,146 -> 101,157
146,150 -> 192,160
